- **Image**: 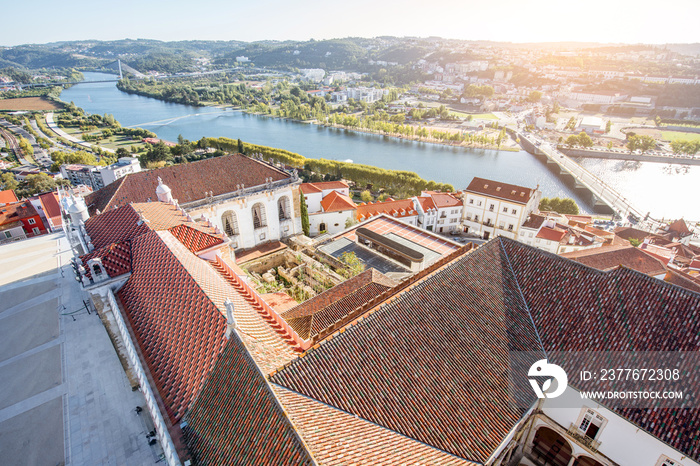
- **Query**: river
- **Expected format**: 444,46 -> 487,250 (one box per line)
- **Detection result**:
61,72 -> 700,220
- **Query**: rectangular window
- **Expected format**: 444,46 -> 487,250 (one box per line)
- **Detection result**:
477,201 -> 482,207
503,207 -> 508,213
469,199 -> 474,204
28,218 -> 36,225
512,209 -> 517,214
578,409 -> 605,440
529,232 -> 534,238
32,227 -> 40,235
508,224 -> 514,231
474,215 -> 479,222
489,204 -> 495,212
3,231 -> 11,239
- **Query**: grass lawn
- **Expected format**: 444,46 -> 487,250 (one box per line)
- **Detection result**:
661,131 -> 700,142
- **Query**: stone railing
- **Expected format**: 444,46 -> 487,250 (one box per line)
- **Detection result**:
105,290 -> 181,466
183,177 -> 298,210
566,423 -> 601,451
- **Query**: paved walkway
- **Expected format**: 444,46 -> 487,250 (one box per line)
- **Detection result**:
0,233 -> 157,465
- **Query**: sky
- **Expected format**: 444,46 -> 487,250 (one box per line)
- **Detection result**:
2,0 -> 699,46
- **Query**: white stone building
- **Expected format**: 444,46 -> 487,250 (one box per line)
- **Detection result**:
462,177 -> 541,240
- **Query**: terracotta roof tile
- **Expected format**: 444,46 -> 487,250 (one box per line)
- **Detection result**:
415,196 -> 437,211
272,238 -> 700,463
84,202 -> 221,251
320,190 -> 357,213
281,269 -> 397,340
117,230 -> 227,423
272,240 -> 542,463
80,241 -> 132,280
535,226 -> 566,242
465,177 -> 535,204
0,189 -> 19,204
273,385 -> 478,466
561,245 -> 667,275
183,336 -> 314,466
423,191 -> 462,208
38,192 -> 62,227
300,181 -> 348,194
85,154 -> 290,215
356,199 -> 416,220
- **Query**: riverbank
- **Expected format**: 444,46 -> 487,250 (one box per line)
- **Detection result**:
243,109 -> 520,152
117,81 -> 518,153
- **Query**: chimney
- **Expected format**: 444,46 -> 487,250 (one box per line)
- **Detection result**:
224,298 -> 236,339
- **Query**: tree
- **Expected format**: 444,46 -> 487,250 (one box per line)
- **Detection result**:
605,120 -> 612,133
565,135 -> 579,147
338,251 -> 365,278
360,190 -> 373,202
627,135 -> 656,154
24,173 -> 58,196
300,192 -> 310,236
539,197 -> 580,215
629,237 -> 642,247
237,138 -> 245,154
0,173 -> 19,192
18,137 -> 33,156
577,132 -> 593,148
526,91 -> 542,103
115,147 -> 130,158
143,142 -> 172,163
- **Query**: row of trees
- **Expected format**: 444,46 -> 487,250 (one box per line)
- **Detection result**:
626,134 -> 656,153
0,172 -> 69,198
539,197 -> 580,215
202,137 -> 454,197
670,140 -> 700,155
562,132 -> 593,148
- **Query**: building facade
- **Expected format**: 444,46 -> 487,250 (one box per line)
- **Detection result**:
462,177 -> 541,240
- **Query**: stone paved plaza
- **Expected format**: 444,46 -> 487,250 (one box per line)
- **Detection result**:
0,233 -> 159,465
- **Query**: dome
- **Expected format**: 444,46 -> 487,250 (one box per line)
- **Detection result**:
156,181 -> 171,195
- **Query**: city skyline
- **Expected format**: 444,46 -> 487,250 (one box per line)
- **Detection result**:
2,0 -> 699,47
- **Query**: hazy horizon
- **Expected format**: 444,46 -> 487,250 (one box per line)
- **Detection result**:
3,0 -> 698,48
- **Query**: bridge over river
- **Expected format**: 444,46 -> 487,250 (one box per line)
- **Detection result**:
518,132 -> 650,223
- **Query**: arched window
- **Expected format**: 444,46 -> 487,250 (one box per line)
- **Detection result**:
319,222 -> 327,233
278,196 -> 291,220
93,264 -> 102,275
252,203 -> 267,229
221,211 -> 239,236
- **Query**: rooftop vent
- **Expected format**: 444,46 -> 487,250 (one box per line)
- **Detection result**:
511,190 -> 516,195
496,187 -> 501,191
484,184 -> 489,189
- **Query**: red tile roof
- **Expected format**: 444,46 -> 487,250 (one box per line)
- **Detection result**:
272,238 -> 700,463
356,199 -> 416,221
84,202 -> 221,251
117,230 -> 227,423
272,241 -> 541,462
80,241 -> 133,280
38,192 -> 62,227
465,177 -> 535,204
0,201 -> 42,226
169,224 -> 223,253
320,190 -> 357,213
300,180 -> 348,194
85,154 -> 290,215
561,245 -> 667,275
414,195 -> 437,211
273,385 -> 478,466
668,218 -> 691,235
535,226 -> 566,242
183,336 -> 314,466
423,191 -> 462,208
0,189 -> 18,204
282,269 -> 397,340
